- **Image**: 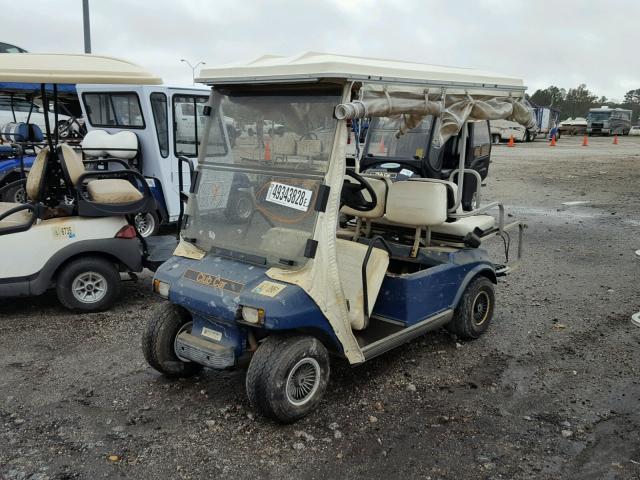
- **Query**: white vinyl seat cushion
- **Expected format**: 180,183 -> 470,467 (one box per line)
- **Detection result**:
336,239 -> 389,330
431,215 -> 496,237
272,133 -> 297,156
385,181 -> 448,226
86,179 -> 143,204
341,177 -> 390,219
297,139 -> 323,156
81,129 -> 138,159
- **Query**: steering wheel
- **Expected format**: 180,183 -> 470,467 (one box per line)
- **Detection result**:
341,170 -> 377,212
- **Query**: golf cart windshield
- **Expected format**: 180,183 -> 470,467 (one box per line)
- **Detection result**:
363,116 -> 433,159
182,84 -> 342,268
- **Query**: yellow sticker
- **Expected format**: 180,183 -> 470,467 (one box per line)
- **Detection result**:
53,225 -> 76,240
252,280 -> 287,297
415,148 -> 424,158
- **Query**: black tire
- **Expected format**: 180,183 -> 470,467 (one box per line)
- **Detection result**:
246,335 -> 330,423
56,257 -> 121,312
446,276 -> 495,340
142,304 -> 203,378
2,182 -> 27,203
224,192 -> 253,223
134,211 -> 160,237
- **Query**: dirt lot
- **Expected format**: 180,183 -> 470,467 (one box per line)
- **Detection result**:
1,135 -> 640,480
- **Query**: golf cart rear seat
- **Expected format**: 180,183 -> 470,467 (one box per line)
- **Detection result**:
60,143 -> 153,216
81,129 -> 139,168
1,122 -> 44,144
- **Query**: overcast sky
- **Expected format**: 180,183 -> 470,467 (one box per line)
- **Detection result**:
4,0 -> 639,100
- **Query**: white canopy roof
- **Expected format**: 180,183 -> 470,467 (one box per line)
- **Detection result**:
197,52 -> 526,91
0,53 -> 162,85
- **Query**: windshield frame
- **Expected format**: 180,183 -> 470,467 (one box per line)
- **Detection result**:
183,82 -> 344,268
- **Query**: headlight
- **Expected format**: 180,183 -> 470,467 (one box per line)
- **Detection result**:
241,306 -> 265,325
153,279 -> 170,298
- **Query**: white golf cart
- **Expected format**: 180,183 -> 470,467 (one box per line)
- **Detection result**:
142,53 -> 534,422
0,53 -> 174,312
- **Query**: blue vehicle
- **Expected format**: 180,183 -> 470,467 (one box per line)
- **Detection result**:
142,53 -> 530,422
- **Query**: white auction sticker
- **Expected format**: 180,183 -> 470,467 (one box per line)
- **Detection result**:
265,182 -> 312,212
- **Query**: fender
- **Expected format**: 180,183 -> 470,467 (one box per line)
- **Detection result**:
451,263 -> 497,309
0,237 -> 142,297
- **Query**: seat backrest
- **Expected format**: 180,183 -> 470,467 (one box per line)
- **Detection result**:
408,177 -> 457,211
1,122 -> 45,143
25,147 -> 49,202
341,176 -> 390,219
59,143 -> 86,186
272,132 -> 297,156
385,181 -> 448,226
297,139 -> 322,156
81,129 -> 138,160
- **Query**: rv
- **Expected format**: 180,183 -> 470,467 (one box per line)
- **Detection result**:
587,106 -> 631,136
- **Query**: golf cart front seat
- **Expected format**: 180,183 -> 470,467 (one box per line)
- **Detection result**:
384,181 -> 449,256
0,147 -> 49,232
339,176 -> 390,239
59,143 -> 153,217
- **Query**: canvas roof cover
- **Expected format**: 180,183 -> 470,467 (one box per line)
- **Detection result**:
197,52 -> 526,91
0,53 -> 162,85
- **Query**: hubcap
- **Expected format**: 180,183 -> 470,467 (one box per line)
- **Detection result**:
135,212 -> 155,237
13,186 -> 27,203
72,271 -> 108,304
472,291 -> 490,326
286,357 -> 321,406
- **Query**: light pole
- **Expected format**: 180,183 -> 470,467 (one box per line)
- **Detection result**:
82,0 -> 91,53
181,59 -> 205,85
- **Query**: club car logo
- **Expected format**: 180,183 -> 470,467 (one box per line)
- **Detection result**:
183,269 -> 243,293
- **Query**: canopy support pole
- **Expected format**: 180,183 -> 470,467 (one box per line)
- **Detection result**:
449,121 -> 467,214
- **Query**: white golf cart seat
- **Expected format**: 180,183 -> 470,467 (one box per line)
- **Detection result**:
339,176 -> 391,239
404,177 -> 496,239
297,139 -> 323,156
336,238 -> 389,331
0,203 -> 32,227
431,215 -> 496,237
81,129 -> 138,161
59,143 -> 143,204
384,181 -> 448,256
271,132 -> 297,162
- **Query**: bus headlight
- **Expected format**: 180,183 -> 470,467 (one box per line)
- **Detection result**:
241,306 -> 265,325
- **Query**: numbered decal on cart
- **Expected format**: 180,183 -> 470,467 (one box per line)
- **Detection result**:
265,182 -> 312,211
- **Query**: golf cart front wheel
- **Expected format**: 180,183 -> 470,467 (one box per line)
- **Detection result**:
56,257 -> 121,312
142,304 -> 203,378
246,335 -> 330,423
447,276 -> 495,339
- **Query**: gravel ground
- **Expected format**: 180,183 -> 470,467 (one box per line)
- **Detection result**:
1,135 -> 639,480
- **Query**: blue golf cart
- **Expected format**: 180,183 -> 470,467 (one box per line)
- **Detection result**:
142,53 -> 532,422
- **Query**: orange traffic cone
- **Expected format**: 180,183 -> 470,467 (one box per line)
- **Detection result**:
613,134 -> 619,145
507,135 -> 515,147
264,141 -> 271,161
379,136 -> 386,153
550,135 -> 556,147
582,135 -> 589,146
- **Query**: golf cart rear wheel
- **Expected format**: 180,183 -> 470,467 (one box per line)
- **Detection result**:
142,304 -> 203,378
134,211 -> 160,238
246,335 -> 329,423
56,257 -> 121,312
447,276 -> 495,340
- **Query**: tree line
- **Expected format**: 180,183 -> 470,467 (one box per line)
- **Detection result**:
528,85 -> 640,123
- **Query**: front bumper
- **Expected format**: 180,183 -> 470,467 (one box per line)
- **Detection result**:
175,331 -> 235,369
